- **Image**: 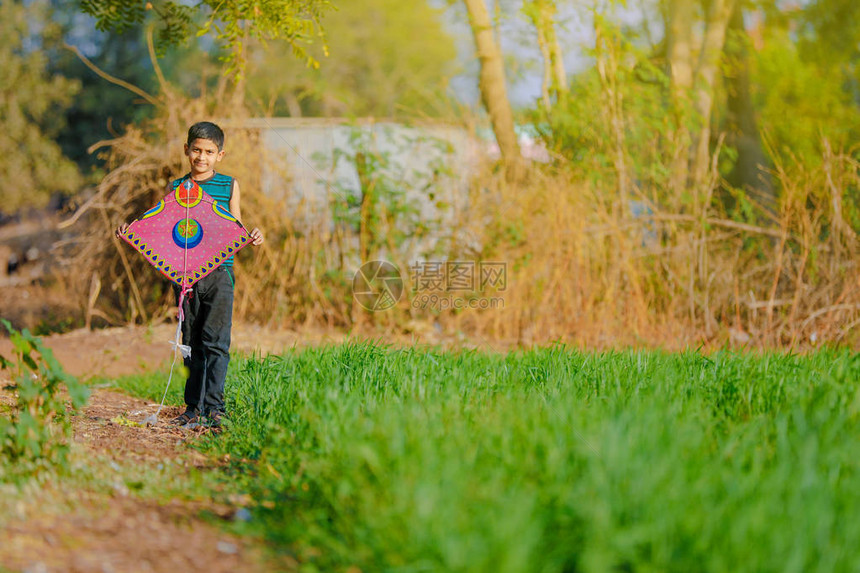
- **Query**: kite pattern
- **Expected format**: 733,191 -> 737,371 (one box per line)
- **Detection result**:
120,178 -> 251,287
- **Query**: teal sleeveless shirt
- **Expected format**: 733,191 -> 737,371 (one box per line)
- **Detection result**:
171,172 -> 236,267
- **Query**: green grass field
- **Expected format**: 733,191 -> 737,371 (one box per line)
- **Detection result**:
115,344 -> 860,572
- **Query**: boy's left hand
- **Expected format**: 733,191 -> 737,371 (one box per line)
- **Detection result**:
249,227 -> 264,246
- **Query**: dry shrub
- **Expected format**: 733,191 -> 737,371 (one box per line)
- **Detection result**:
442,164 -> 690,348
61,99 -> 859,349
58,52 -> 858,349
60,64 -> 351,330
62,75 -> 253,325
229,161 -> 353,329
445,144 -> 860,349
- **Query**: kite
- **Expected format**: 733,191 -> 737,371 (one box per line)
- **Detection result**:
118,177 -> 252,426
120,177 -> 251,293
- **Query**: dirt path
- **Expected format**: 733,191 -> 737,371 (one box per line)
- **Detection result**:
0,322 -> 359,573
0,321 -> 476,572
0,322 -> 350,381
0,388 -> 273,573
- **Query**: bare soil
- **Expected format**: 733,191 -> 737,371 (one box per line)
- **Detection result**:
0,314 -> 496,573
0,321 -> 354,381
0,385 -> 276,573
0,322 -> 338,573
2,491 -> 266,573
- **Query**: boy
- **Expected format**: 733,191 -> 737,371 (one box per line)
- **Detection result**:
117,121 -> 264,428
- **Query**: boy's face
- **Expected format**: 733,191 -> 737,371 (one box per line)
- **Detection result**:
185,137 -> 224,178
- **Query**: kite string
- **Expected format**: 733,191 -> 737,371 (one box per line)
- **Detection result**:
179,178 -> 191,330
152,179 -> 194,423
152,323 -> 183,420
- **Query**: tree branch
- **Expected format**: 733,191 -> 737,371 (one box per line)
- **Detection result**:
63,43 -> 161,106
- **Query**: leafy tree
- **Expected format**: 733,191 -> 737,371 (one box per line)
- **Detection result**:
0,0 -> 81,212
52,25 -> 159,171
753,22 -> 860,164
798,0 -> 860,71
80,0 -> 333,74
533,14 -> 670,200
245,0 -> 458,118
522,0 -> 567,108
739,0 -> 860,170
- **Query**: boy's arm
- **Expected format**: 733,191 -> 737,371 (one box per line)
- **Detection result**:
228,179 -> 243,222
229,180 -> 265,246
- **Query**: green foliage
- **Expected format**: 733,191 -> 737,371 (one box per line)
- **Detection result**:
328,126 -> 454,261
0,0 -> 82,212
532,2 -> 860,196
79,0 -> 333,75
0,320 -> 89,481
532,16 -> 672,199
797,0 -> 860,70
753,27 -> 860,164
109,343 -> 860,572
245,0 -> 458,117
50,24 -> 159,171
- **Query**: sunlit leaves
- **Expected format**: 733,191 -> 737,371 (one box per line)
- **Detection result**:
245,0 -> 457,117
0,320 -> 90,482
0,0 -> 82,211
79,0 -> 334,75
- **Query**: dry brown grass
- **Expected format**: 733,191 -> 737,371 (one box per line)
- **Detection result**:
444,143 -> 860,349
57,54 -> 860,349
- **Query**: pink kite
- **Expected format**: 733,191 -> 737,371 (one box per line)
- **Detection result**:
120,178 -> 251,291
118,178 -> 252,425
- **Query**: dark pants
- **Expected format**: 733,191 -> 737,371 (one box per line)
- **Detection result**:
175,265 -> 235,416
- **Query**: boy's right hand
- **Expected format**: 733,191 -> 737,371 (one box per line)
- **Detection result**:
114,223 -> 129,239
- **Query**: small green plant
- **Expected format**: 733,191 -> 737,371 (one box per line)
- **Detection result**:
0,319 -> 89,480
328,125 -> 453,263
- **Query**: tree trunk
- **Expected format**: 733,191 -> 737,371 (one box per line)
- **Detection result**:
595,23 -> 628,206
535,15 -> 552,108
724,4 -> 773,206
690,0 -> 737,192
463,0 -> 523,179
284,91 -> 303,118
545,5 -> 567,99
527,0 -> 567,107
667,0 -> 695,203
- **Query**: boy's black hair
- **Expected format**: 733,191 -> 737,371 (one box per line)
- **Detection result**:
187,121 -> 225,151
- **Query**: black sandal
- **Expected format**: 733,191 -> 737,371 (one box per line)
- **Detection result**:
169,410 -> 198,426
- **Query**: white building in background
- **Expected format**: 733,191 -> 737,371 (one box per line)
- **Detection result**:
227,118 -> 548,264
243,118 -> 481,228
